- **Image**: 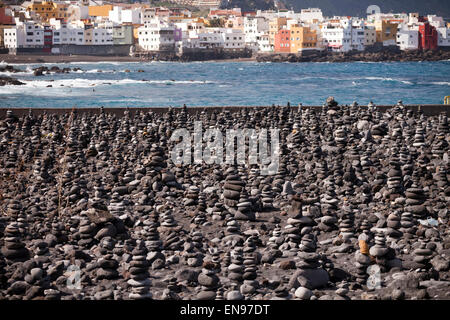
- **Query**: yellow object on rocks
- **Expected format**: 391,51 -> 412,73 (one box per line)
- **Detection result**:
444,96 -> 450,105
359,240 -> 369,255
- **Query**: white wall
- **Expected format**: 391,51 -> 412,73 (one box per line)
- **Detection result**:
396,27 -> 418,50
300,8 -> 323,23
437,27 -> 450,47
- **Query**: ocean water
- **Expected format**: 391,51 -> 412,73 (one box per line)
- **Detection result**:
0,60 -> 449,108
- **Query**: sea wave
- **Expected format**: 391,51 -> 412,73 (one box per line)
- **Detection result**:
1,78 -> 216,89
364,76 -> 413,84
431,81 -> 450,86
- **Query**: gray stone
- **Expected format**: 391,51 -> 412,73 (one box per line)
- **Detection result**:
294,287 -> 313,300
288,268 -> 330,290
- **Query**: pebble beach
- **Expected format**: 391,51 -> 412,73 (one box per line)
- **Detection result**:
0,101 -> 449,300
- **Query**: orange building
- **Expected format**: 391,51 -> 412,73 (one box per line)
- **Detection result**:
88,5 -> 113,18
274,29 -> 290,53
27,1 -> 70,22
289,25 -> 317,53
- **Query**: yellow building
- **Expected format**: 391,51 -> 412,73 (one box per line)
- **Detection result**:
269,17 -> 287,46
27,1 -> 70,22
289,25 -> 317,53
88,5 -> 113,18
374,20 -> 398,43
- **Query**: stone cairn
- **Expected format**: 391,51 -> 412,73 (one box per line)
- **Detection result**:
355,233 -> 372,285
197,252 -> 220,300
240,235 -> 259,297
96,237 -> 119,280
413,241 -> 434,270
127,240 -> 152,299
1,222 -> 30,262
369,229 -> 390,272
226,247 -> 244,300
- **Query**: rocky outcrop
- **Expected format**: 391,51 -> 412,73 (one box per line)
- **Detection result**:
33,66 -> 81,76
0,76 -> 25,86
256,49 -> 450,63
134,48 -> 252,62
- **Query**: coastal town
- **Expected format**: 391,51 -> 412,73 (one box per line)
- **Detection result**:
0,0 -> 449,58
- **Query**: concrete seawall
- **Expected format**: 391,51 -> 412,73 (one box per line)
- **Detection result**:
0,105 -> 448,119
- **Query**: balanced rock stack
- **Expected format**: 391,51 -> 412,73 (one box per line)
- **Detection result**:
412,125 -> 426,148
386,157 -> 404,199
386,211 -> 402,238
235,189 -> 255,221
227,247 -> 244,284
354,234 -> 372,285
337,204 -> 356,243
399,211 -> 416,238
267,224 -> 283,251
128,240 -> 152,300
404,171 -> 428,220
225,217 -> 241,235
96,237 -> 119,280
369,229 -> 390,271
78,217 -> 97,248
184,185 -> 199,207
240,235 -> 259,296
1,222 -> 30,262
413,241 -> 434,269
261,183 -> 274,210
147,144 -> 166,172
222,167 -> 244,208
197,262 -> 220,300
289,233 -> 329,290
160,208 -> 178,229
211,202 -> 226,221
319,179 -> 339,232
281,219 -> 302,255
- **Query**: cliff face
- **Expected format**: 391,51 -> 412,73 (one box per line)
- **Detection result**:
281,0 -> 450,18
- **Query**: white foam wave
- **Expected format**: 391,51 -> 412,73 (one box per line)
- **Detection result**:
1,78 -> 216,89
365,76 -> 395,81
431,81 -> 450,86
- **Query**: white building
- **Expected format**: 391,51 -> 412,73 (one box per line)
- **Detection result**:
52,25 -> 85,45
67,4 -> 89,22
3,21 -> 44,48
320,18 -> 365,52
427,15 -> 445,28
244,16 -> 269,51
437,27 -> 450,47
321,21 -> 351,52
396,25 -> 419,50
256,33 -> 271,52
300,8 -> 323,23
198,28 -> 223,49
221,28 -> 245,50
93,22 -> 114,45
109,6 -> 141,25
138,19 -> 175,51
50,19 -> 85,45
255,10 -> 277,21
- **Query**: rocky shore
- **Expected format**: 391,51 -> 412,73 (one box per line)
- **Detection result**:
0,101 -> 449,300
256,49 -> 450,63
0,76 -> 25,86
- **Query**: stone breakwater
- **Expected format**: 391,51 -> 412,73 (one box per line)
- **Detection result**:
0,102 -> 449,300
256,49 -> 450,63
